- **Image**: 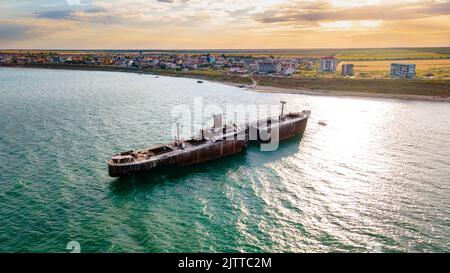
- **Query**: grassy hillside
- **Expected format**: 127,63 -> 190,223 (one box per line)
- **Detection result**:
255,76 -> 450,97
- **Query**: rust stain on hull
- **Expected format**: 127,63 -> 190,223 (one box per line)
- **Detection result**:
108,139 -> 247,177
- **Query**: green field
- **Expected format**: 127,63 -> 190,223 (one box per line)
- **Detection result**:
335,48 -> 450,60
192,47 -> 450,60
254,76 -> 450,97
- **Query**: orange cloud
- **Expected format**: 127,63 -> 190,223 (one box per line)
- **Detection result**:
0,0 -> 449,49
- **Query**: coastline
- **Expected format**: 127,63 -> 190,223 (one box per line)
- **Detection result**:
2,64 -> 449,102
247,85 -> 450,102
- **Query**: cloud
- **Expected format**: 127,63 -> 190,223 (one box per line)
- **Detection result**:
34,10 -> 74,19
33,7 -> 122,24
2,0 -> 450,49
0,23 -> 35,40
85,7 -> 108,13
254,0 -> 450,23
30,0 -> 215,26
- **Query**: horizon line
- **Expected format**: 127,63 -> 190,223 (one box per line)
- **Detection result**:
1,46 -> 450,52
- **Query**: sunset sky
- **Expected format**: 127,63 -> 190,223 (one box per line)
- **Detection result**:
1,0 -> 449,49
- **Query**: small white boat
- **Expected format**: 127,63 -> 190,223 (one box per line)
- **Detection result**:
318,120 -> 327,126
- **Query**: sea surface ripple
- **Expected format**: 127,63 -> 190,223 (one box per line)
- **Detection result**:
0,67 -> 449,252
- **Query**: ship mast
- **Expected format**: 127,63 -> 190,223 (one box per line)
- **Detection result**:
177,122 -> 181,142
280,100 -> 286,121
175,120 -> 181,144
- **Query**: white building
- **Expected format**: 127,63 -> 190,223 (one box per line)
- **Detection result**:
305,61 -> 314,70
319,57 -> 337,73
229,67 -> 245,73
281,59 -> 299,68
282,67 -> 297,76
149,59 -> 160,66
257,61 -> 281,74
123,60 -> 134,68
164,62 -> 179,69
245,63 -> 258,72
341,64 -> 354,76
181,63 -> 198,70
390,63 -> 416,78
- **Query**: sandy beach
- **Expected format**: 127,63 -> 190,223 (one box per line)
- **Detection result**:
245,84 -> 450,102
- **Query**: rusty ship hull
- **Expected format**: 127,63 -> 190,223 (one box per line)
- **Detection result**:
108,139 -> 247,177
107,109 -> 310,178
251,110 -> 310,143
108,123 -> 248,177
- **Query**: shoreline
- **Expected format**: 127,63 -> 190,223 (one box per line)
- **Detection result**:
247,85 -> 450,102
2,64 -> 449,102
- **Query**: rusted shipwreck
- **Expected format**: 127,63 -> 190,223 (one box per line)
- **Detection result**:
107,102 -> 310,177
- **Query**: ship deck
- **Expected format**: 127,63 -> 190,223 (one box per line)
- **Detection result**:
108,125 -> 247,166
250,110 -> 311,130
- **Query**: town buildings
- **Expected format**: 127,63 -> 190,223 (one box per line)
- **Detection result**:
181,62 -> 198,70
1,51 -> 423,80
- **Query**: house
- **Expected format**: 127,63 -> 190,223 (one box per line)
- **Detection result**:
133,59 -> 150,68
102,58 -> 114,65
281,59 -> 299,68
181,62 -> 198,70
305,61 -> 314,70
207,56 -> 216,63
164,62 -> 179,69
124,60 -> 134,68
149,59 -> 160,66
229,67 -> 245,73
282,67 -> 297,76
51,56 -> 65,64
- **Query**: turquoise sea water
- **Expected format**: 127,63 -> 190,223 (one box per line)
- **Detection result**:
0,67 -> 449,253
